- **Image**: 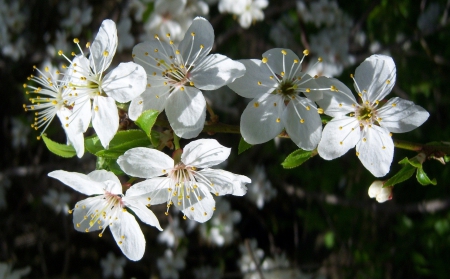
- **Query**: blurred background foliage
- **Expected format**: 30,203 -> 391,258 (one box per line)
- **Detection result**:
1,0 -> 450,278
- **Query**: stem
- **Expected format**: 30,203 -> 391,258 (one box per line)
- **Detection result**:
173,133 -> 181,150
393,139 -> 424,152
206,102 -> 219,123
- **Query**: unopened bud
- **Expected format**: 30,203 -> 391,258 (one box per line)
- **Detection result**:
368,180 -> 392,203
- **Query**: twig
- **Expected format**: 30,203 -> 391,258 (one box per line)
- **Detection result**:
245,238 -> 265,279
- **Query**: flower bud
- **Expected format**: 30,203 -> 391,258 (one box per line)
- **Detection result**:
368,181 -> 392,203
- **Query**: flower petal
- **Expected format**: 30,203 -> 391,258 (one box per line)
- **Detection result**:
102,62 -> 147,103
354,54 -> 396,102
240,94 -> 285,144
125,200 -> 162,231
181,139 -> 230,168
176,188 -> 215,223
132,40 -> 174,76
284,98 -> 322,150
178,17 -> 213,66
318,116 -> 361,160
356,125 -> 394,177
165,86 -> 206,139
92,96 -> 119,149
72,196 -> 104,232
227,59 -> 278,98
110,211 -> 146,261
262,48 -> 301,76
117,147 -> 174,179
198,169 -> 250,196
378,97 -> 429,133
126,177 -> 172,205
128,86 -> 168,120
48,170 -> 104,196
190,54 -> 246,90
57,108 -> 85,158
90,19 -> 118,74
315,77 -> 356,117
87,170 -> 122,194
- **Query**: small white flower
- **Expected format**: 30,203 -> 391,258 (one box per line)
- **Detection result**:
48,169 -> 162,261
100,252 -> 127,278
23,65 -> 85,157
228,48 -> 326,150
368,181 -> 392,203
64,19 -> 147,148
247,165 -> 276,209
117,17 -> 135,53
130,17 -> 246,138
317,54 -> 430,177
158,217 -> 185,247
237,0 -> 268,29
117,139 -> 250,222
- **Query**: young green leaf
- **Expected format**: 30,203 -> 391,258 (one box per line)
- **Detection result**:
281,149 -> 313,169
85,135 -> 104,154
238,137 -> 253,155
94,130 -> 151,159
384,159 -> 416,187
416,167 -> 437,186
42,135 -> 76,158
135,109 -> 159,141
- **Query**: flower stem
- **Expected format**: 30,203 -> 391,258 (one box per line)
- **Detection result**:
173,133 -> 181,150
393,139 -> 424,152
206,102 -> 219,123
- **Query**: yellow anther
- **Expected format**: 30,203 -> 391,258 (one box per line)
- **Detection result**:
191,207 -> 194,211
339,141 -> 343,145
58,50 -> 63,55
350,74 -> 354,78
118,241 -> 122,245
200,44 -> 204,49
303,49 -> 309,56
281,71 -> 285,76
386,79 -> 390,84
94,106 -> 99,111
339,126 -> 343,130
318,108 -> 324,114
86,42 -> 91,48
204,212 -> 207,216
305,88 -> 310,93
154,48 -> 158,53
180,87 -> 185,91
257,81 -> 262,85
281,49 -> 287,55
314,75 -> 318,79
293,59 -> 299,64
253,102 -> 259,108
71,51 -> 75,56
165,212 -> 169,215
85,229 -> 89,232
318,57 -> 323,62
306,106 -> 310,110
99,233 -> 103,237
274,103 -> 277,107
175,50 -> 180,54
356,151 -> 360,156
73,38 -> 79,44
103,50 -> 109,56
166,33 -> 170,37
190,81 -> 194,86
300,119 -> 305,123
183,216 -> 187,220
330,85 -> 337,91
191,32 -> 195,36
276,118 -> 281,123
154,34 -> 159,39
389,133 -> 393,137
392,103 -> 397,107
363,138 -> 367,142
262,57 -> 268,63
382,146 -> 386,149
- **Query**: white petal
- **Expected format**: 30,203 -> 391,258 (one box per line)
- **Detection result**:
90,19 -> 118,74
315,77 -> 356,117
198,169 -> 250,196
117,147 -> 174,179
110,211 -> 146,261
378,97 -> 429,133
124,200 -> 162,231
190,54 -> 246,90
87,170 -> 122,193
356,125 -> 394,177
318,116 -> 361,160
128,86 -> 168,120
72,196 -> 105,232
132,40 -> 174,76
177,189 -> 215,223
165,86 -> 206,139
92,96 -> 119,149
262,48 -> 301,77
354,54 -> 396,102
126,177 -> 172,205
181,139 -> 230,168
227,59 -> 278,98
48,170 -> 104,196
368,181 -> 383,198
72,96 -> 92,132
57,108 -> 85,158
296,74 -> 323,102
238,12 -> 252,29
102,62 -> 147,103
240,94 -> 285,144
284,98 -> 322,150
179,17 -> 213,66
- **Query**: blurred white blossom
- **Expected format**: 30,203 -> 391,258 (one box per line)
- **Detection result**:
100,252 -> 126,278
194,265 -> 222,279
157,248 -> 187,279
10,117 -> 29,149
158,217 -> 185,247
42,189 -> 71,215
247,166 -> 276,209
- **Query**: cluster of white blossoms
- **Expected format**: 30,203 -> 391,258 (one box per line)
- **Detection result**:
25,14 -> 430,262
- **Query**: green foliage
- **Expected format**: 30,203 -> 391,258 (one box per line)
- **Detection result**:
238,137 -> 252,154
384,156 -> 436,187
281,149 -> 313,169
42,135 -> 76,158
134,109 -> 159,142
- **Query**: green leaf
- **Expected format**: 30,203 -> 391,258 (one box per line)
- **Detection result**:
42,135 -> 76,158
85,135 -> 104,154
135,109 -> 159,141
384,161 -> 416,187
94,130 -> 151,159
150,130 -> 161,148
324,231 -> 335,249
238,137 -> 253,155
281,149 -> 313,169
416,167 -> 437,186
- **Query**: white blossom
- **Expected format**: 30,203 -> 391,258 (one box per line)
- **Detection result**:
368,181 -> 392,203
64,19 -> 147,148
42,189 -> 71,215
157,248 -> 187,279
247,165 -> 276,209
317,55 -> 429,177
228,48 -> 327,150
117,139 -> 250,222
48,169 -> 162,261
130,17 -> 245,138
158,217 -> 185,247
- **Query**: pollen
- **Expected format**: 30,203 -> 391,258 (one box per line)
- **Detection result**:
300,119 -> 305,123
99,233 -> 103,237
94,106 -> 99,111
382,146 -> 386,149
73,38 -> 79,43
191,32 -> 195,36
363,138 -> 367,142
86,42 -> 91,48
318,57 -> 323,62
303,49 -> 309,56
356,151 -> 360,156
305,88 -> 310,93
339,126 -> 343,130
318,108 -> 324,114
262,57 -> 268,63
281,49 -> 287,55
257,81 -> 262,85
200,44 -> 204,49
253,102 -> 259,108
191,207 -> 194,211
103,50 -> 109,56
306,106 -> 310,111
386,79 -> 390,84
339,141 -> 343,145
294,59 -> 299,63
392,103 -> 397,107
276,118 -> 281,123
330,85 -> 337,91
